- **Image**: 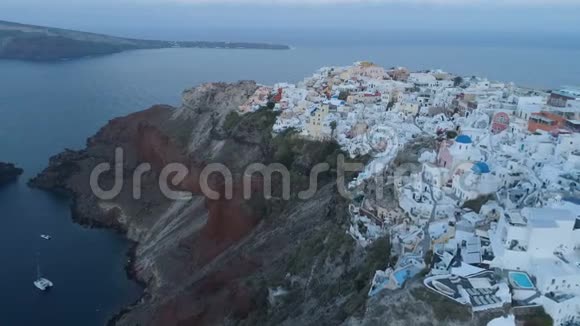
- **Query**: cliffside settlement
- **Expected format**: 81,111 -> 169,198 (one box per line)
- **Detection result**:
254,62 -> 580,325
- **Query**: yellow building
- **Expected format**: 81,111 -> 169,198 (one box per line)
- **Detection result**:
396,102 -> 420,116
307,104 -> 331,140
349,122 -> 368,138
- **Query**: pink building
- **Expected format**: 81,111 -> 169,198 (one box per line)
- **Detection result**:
437,135 -> 482,172
239,86 -> 272,113
491,112 -> 510,134
438,140 -> 454,169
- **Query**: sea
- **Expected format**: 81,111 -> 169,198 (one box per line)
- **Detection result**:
0,31 -> 579,325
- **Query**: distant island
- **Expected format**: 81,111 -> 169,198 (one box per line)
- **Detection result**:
0,20 -> 290,61
0,162 -> 23,185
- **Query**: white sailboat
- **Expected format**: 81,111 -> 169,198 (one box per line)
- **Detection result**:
33,255 -> 53,291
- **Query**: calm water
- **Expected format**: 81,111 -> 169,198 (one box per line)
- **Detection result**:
0,42 -> 579,325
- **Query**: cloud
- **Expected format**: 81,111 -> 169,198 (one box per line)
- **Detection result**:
2,0 -> 579,36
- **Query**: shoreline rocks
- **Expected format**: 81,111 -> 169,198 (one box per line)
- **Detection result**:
0,162 -> 23,185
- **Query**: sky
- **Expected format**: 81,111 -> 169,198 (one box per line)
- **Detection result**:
1,0 -> 580,42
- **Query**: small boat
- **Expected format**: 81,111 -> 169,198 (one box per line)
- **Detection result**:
40,235 -> 51,240
34,254 -> 54,291
34,278 -> 54,291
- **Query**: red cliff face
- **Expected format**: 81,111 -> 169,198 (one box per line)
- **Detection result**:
88,83 -> 265,325
88,83 -> 263,259
202,189 -> 258,258
152,257 -> 261,326
131,109 -> 261,267
136,124 -> 182,171
97,110 -> 263,325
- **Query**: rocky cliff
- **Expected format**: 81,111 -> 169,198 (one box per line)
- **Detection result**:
30,81 -> 477,326
0,162 -> 23,185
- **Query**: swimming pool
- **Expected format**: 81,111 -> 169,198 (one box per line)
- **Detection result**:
509,271 -> 535,289
394,266 -> 422,285
393,269 -> 409,285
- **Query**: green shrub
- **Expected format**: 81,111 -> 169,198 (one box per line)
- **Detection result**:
223,111 -> 242,131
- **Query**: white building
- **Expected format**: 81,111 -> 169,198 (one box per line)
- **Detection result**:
534,294 -> 580,326
409,73 -> 437,88
491,208 -> 580,291
516,96 -> 546,121
451,162 -> 501,203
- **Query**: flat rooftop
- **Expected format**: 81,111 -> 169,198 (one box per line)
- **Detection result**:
532,255 -> 580,280
505,212 -> 527,226
530,114 -> 554,123
522,208 -> 576,228
546,293 -> 576,304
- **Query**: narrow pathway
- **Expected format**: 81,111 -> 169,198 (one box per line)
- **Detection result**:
420,172 -> 438,256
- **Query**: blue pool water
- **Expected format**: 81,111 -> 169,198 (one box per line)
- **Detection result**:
394,269 -> 409,284
394,266 -> 422,285
509,272 -> 534,289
